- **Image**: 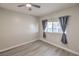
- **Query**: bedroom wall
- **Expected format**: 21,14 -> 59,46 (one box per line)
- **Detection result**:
0,8 -> 39,51
39,6 -> 79,54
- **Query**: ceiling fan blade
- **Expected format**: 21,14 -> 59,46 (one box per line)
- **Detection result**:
31,4 -> 40,8
17,4 -> 25,7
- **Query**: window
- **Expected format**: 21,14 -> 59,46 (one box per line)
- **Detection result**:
45,21 -> 62,33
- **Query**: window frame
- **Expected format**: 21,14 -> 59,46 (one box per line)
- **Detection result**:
45,21 -> 63,33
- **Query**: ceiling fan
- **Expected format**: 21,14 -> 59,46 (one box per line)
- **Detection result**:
17,3 -> 40,11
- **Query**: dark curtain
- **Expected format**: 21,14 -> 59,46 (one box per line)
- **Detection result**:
42,20 -> 48,38
59,16 -> 69,44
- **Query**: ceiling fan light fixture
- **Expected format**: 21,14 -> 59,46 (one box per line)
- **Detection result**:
26,3 -> 32,8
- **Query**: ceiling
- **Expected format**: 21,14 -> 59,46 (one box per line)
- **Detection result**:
0,3 -> 78,17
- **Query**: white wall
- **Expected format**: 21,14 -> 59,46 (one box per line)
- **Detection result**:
0,8 -> 39,51
40,6 -> 79,54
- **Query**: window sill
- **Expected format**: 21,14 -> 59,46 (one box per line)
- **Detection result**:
45,32 -> 62,34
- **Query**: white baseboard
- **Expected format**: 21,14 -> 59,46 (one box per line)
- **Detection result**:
0,38 -> 79,56
40,39 -> 79,56
0,39 -> 37,53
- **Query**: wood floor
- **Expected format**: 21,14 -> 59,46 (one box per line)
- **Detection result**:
0,40 -> 77,56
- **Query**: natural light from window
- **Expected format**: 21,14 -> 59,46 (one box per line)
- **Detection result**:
45,21 -> 62,33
